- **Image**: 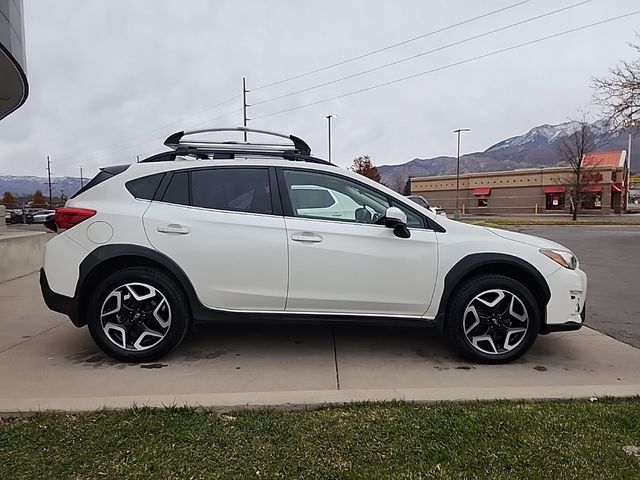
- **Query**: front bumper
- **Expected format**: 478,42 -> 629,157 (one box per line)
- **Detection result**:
40,268 -> 81,326
540,266 -> 587,334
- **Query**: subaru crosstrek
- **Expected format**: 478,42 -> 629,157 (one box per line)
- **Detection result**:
40,127 -> 587,363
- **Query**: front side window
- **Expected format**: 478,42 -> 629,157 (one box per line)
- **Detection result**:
191,168 -> 272,215
284,170 -> 389,224
391,200 -> 426,229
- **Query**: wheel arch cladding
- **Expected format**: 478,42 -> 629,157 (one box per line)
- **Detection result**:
436,253 -> 550,332
76,245 -> 199,327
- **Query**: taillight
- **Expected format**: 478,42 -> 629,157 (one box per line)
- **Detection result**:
55,207 -> 96,229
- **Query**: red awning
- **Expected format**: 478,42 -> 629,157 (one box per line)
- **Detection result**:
611,183 -> 623,193
473,187 -> 491,196
543,186 -> 565,194
582,185 -> 603,193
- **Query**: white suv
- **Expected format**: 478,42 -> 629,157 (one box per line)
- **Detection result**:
40,128 -> 587,364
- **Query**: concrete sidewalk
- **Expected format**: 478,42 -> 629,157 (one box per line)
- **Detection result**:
1,273 -> 639,413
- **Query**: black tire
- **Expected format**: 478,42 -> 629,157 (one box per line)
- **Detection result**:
87,266 -> 190,363
445,274 -> 540,364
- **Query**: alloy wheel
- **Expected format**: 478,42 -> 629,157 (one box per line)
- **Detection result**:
100,282 -> 172,351
463,288 -> 529,355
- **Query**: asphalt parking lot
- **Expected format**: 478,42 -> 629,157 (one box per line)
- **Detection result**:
515,225 -> 640,348
0,223 -> 638,412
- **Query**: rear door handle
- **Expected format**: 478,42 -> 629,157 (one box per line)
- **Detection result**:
157,224 -> 190,235
291,232 -> 323,243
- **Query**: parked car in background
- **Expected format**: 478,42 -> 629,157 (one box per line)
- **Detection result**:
41,127 -> 587,365
32,209 -> 56,224
406,195 -> 447,217
628,189 -> 640,213
7,209 -> 32,224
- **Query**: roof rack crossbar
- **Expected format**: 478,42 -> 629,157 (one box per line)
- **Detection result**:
164,127 -> 311,156
166,145 -> 332,165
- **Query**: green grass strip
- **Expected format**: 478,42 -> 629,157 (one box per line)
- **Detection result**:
1,399 -> 639,479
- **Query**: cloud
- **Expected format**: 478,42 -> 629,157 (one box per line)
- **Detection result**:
1,0 -> 639,177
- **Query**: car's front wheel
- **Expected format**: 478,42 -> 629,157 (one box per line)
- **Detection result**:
446,274 -> 540,364
87,266 -> 190,362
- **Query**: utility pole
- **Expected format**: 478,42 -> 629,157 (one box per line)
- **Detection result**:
324,114 -> 336,163
47,155 -> 53,208
242,77 -> 249,142
79,167 -> 84,188
627,131 -> 632,214
453,128 -> 471,219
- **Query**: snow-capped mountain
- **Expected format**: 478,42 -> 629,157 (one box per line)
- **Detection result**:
0,175 -> 82,197
485,120 -> 611,153
378,121 -> 637,186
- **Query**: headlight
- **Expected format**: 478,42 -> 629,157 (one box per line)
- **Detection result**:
539,249 -> 577,270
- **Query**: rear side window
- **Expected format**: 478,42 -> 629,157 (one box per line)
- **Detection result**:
162,171 -> 190,205
191,168 -> 272,215
126,173 -> 164,200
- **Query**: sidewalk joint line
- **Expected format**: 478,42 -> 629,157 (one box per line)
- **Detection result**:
332,327 -> 340,390
0,321 -> 66,355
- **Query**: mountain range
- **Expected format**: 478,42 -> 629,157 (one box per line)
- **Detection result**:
377,121 -> 639,189
1,121 -> 638,197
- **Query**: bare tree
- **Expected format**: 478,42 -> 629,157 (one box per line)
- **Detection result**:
384,169 -> 408,193
593,40 -> 640,129
554,115 -> 601,221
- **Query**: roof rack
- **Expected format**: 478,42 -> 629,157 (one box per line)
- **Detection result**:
164,126 -> 318,155
139,127 -> 331,165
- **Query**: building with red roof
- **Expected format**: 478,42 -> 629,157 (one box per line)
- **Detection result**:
410,150 -> 629,215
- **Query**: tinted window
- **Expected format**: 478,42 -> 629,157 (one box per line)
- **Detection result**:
191,168 -> 272,215
126,173 -> 164,200
284,170 -> 389,223
162,171 -> 190,205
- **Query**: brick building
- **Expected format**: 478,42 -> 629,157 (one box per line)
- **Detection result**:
410,151 -> 628,215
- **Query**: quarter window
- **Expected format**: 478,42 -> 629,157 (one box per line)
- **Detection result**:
126,173 -> 164,200
191,168 -> 272,215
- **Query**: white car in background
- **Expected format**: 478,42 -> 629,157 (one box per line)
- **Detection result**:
32,209 -> 56,224
406,195 -> 447,217
40,127 -> 587,364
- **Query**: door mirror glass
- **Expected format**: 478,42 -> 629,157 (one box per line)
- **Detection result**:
384,207 -> 410,238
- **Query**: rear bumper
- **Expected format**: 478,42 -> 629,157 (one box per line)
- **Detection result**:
40,268 -> 81,326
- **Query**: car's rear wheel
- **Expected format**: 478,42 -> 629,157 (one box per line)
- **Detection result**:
446,274 -> 540,364
87,267 -> 190,362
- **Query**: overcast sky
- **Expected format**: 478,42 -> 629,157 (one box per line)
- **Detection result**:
1,0 -> 639,178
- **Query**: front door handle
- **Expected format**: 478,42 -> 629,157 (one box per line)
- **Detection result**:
291,232 -> 323,243
157,224 -> 190,235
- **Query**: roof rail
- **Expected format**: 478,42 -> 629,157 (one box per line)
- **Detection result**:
164,127 -> 312,156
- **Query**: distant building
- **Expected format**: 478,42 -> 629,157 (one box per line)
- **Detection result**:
410,151 -> 628,215
0,0 -> 28,121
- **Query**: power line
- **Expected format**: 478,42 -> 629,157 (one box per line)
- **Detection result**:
252,0 -> 591,108
251,0 -> 532,92
254,10 -> 640,121
80,107 -> 242,167
64,94 -> 240,165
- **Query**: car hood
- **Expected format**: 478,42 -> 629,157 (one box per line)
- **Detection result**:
484,227 -> 569,251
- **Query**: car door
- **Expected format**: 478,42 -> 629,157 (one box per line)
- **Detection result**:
143,166 -> 288,311
280,168 -> 438,317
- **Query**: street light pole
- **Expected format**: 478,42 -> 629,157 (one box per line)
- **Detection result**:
453,128 -> 471,219
324,114 -> 336,163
